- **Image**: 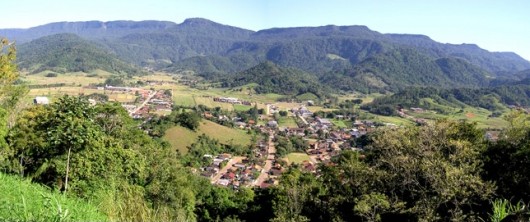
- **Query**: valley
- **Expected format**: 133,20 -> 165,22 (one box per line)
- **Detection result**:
2,13 -> 530,221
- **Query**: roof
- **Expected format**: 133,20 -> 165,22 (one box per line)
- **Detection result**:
317,118 -> 332,125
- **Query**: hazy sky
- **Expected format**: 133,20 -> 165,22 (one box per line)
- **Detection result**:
2,0 -> 529,60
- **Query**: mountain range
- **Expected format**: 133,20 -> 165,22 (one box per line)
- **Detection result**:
2,18 -> 530,92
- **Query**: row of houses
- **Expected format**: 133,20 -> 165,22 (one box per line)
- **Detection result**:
213,97 -> 252,106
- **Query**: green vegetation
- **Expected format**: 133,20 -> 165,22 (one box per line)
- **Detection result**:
18,33 -> 144,75
1,88 -> 206,221
275,136 -> 308,157
284,153 -> 312,165
276,116 -> 298,128
330,119 -> 349,128
233,104 -> 252,111
0,173 -> 106,221
363,86 -> 530,116
163,120 -> 252,154
220,62 -> 330,99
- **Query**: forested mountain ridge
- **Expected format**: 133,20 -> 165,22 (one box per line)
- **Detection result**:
17,33 -> 144,74
3,18 -> 530,89
0,20 -> 178,43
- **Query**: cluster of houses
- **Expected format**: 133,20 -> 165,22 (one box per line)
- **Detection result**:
148,90 -> 172,110
202,153 -> 271,188
197,103 -> 383,188
213,97 -> 252,106
122,89 -> 173,119
103,85 -> 145,92
284,115 -> 375,165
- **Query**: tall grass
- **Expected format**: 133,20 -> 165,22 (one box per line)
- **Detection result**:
490,199 -> 526,222
0,173 -> 107,221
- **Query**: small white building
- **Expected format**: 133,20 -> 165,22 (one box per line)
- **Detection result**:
34,96 -> 49,105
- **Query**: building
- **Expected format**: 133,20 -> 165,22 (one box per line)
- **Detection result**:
34,96 -> 49,105
316,117 -> 333,126
268,120 -> 278,128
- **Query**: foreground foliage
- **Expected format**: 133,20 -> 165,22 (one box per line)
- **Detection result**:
0,173 -> 106,221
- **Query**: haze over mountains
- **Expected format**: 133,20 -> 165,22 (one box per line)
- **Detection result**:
2,18 -> 530,92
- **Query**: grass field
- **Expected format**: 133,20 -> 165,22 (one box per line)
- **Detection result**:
338,93 -> 385,105
163,120 -> 253,154
233,104 -> 253,111
407,107 -> 508,129
163,127 -> 198,154
284,153 -> 312,165
0,173 -> 106,221
372,115 -> 415,126
27,87 -> 138,103
296,93 -> 319,101
277,116 -> 299,128
22,70 -> 107,86
331,119 -> 349,128
194,97 -> 234,111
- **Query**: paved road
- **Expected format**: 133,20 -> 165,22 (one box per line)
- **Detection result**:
131,91 -> 156,114
211,156 -> 243,184
254,131 -> 276,186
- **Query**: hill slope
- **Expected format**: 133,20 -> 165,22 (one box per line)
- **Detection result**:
220,62 -> 329,98
362,85 -> 530,116
17,33 -> 144,75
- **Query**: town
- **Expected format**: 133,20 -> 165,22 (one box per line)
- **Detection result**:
193,101 -> 379,189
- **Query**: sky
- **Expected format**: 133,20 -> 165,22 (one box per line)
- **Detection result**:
2,0 -> 529,60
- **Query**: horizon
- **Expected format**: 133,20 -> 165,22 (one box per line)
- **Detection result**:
1,0 -> 529,61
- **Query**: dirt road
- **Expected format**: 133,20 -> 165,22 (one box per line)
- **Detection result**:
254,131 -> 276,186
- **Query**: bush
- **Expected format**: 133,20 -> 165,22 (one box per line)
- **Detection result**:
45,73 -> 57,77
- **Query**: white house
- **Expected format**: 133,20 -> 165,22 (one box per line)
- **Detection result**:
34,96 -> 49,105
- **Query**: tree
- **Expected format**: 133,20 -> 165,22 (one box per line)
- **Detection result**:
483,111 -> 530,203
176,112 -> 201,131
8,96 -> 102,191
314,121 -> 494,221
354,192 -> 391,222
365,120 -> 494,220
0,38 -> 18,100
271,168 -> 320,222
1,38 -> 27,170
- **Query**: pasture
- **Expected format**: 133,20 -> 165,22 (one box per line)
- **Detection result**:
163,120 -> 252,154
284,153 -> 312,165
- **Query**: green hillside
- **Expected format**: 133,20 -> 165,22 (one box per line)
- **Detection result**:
362,85 -> 530,117
220,61 -> 329,98
0,173 -> 106,221
17,33 -> 144,75
321,47 -> 490,93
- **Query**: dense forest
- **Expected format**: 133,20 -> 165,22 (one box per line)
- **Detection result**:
218,62 -> 330,99
17,33 -> 144,75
